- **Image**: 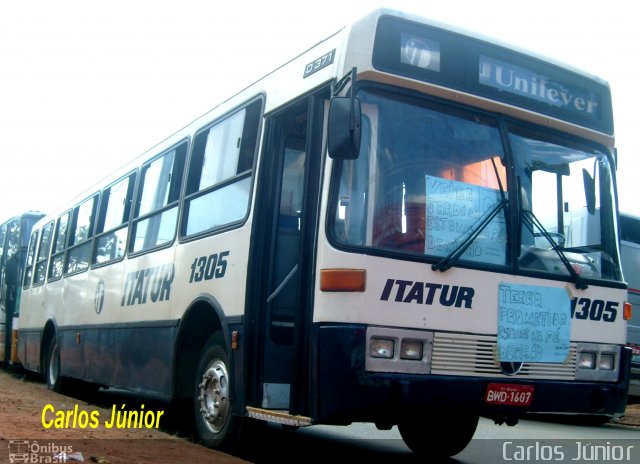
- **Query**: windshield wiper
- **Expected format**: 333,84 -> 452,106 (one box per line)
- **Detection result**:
432,197 -> 508,272
520,210 -> 588,290
433,157 -> 508,272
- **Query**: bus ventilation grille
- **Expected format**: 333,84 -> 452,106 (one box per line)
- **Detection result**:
430,332 -> 577,380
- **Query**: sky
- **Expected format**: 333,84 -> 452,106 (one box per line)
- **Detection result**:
1,0 -> 638,225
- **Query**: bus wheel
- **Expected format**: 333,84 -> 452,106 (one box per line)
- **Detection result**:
46,338 -> 63,392
194,333 -> 241,451
398,411 -> 478,457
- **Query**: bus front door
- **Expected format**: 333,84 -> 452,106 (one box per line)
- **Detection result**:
248,92 -> 326,416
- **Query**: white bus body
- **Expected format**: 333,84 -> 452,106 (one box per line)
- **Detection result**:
0,212 -> 43,365
620,213 -> 640,396
16,9 -> 630,457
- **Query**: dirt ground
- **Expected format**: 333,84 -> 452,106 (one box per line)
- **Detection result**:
616,402 -> 640,427
0,370 -> 246,464
1,369 -> 639,463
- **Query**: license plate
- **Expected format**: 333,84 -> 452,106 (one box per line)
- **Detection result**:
485,383 -> 534,407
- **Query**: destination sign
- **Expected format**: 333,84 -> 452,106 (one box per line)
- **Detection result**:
372,15 -> 613,135
479,55 -> 600,120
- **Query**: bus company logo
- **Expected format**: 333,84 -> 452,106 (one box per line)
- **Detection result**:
500,361 -> 524,376
400,33 -> 440,72
380,278 -> 474,309
7,440 -> 74,463
94,279 -> 105,314
121,263 -> 175,307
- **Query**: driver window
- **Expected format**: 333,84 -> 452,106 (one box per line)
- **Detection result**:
332,89 -> 508,267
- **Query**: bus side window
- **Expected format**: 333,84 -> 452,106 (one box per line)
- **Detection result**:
182,99 -> 261,238
130,143 -> 186,254
23,230 -> 38,289
48,211 -> 70,281
65,195 -> 99,275
33,221 -> 54,286
94,172 -> 136,264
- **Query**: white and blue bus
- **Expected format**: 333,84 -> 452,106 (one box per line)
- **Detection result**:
619,213 -> 640,396
16,9 -> 631,457
0,212 -> 43,365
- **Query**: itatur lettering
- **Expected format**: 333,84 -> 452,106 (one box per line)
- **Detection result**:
121,263 -> 175,307
380,278 -> 474,308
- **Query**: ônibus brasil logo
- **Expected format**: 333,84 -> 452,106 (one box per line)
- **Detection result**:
7,440 -> 75,463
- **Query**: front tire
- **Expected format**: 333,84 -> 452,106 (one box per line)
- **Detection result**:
193,333 -> 242,451
398,411 -> 478,457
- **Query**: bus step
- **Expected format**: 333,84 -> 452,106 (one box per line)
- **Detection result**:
246,407 -> 312,427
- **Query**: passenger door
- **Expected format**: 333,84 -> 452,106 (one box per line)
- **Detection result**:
247,90 -> 326,415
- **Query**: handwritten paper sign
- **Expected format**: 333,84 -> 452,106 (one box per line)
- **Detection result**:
497,283 -> 571,363
425,176 -> 506,265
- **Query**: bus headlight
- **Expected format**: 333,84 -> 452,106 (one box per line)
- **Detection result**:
599,353 -> 615,371
576,343 -> 620,382
365,327 -> 433,374
578,351 -> 596,369
400,339 -> 423,360
369,338 -> 395,359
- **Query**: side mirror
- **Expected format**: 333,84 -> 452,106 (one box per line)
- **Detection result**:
328,96 -> 361,159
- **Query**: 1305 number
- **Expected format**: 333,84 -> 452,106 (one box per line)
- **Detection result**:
189,251 -> 229,283
571,297 -> 618,322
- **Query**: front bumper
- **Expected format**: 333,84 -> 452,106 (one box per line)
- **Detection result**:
314,324 -> 631,424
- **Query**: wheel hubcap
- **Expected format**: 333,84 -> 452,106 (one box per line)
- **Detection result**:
198,359 -> 230,433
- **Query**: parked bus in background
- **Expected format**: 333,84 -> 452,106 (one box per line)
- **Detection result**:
15,9 -> 631,457
619,213 -> 640,396
0,212 -> 44,365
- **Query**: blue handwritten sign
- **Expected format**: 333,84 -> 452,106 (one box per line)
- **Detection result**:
425,176 -> 506,265
497,283 -> 571,363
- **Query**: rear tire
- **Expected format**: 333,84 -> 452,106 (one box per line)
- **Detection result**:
46,337 -> 64,392
193,332 -> 243,451
398,411 -> 478,457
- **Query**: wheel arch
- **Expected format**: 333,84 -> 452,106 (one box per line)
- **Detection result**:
173,294 -> 230,399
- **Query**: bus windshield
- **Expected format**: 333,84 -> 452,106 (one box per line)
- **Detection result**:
331,87 -> 621,283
